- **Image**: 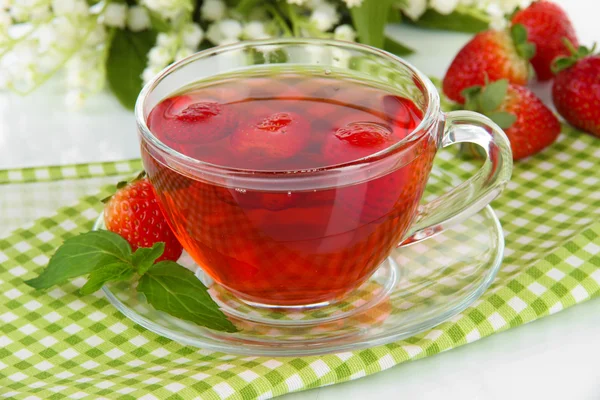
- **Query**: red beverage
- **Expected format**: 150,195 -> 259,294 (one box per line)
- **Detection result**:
142,72 -> 436,306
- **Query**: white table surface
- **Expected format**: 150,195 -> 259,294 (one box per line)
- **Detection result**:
2,1 -> 599,399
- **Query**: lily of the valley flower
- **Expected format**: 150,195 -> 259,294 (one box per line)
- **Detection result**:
310,2 -> 339,32
201,0 -> 226,21
206,18 -> 242,45
127,6 -> 151,32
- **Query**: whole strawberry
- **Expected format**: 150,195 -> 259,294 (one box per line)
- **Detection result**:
552,42 -> 600,137
443,24 -> 535,103
462,79 -> 561,160
103,173 -> 183,262
512,1 -> 578,81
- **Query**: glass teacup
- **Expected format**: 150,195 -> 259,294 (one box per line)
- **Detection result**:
136,39 -> 512,308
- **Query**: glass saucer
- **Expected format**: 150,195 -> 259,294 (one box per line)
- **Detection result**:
95,166 -> 504,356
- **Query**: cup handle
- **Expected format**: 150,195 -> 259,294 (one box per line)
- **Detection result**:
400,111 -> 513,246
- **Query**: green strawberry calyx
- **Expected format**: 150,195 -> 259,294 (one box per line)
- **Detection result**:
100,170 -> 147,204
510,23 -> 536,61
461,78 -> 517,130
552,39 -> 598,74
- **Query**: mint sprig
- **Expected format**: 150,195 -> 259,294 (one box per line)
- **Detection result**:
25,231 -> 238,333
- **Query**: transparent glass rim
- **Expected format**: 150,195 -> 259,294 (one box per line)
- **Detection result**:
135,38 -> 441,179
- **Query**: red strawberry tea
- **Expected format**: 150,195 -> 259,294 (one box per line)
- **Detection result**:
142,71 -> 436,306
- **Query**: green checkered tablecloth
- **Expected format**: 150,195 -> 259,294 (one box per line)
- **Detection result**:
1,125 -> 599,399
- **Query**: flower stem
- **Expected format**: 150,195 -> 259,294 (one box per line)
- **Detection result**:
264,4 -> 293,37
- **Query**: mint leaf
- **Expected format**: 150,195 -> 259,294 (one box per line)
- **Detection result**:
106,29 -> 157,110
138,261 -> 238,333
351,0 -> 393,47
80,262 -> 135,295
25,231 -> 132,290
133,242 -> 164,275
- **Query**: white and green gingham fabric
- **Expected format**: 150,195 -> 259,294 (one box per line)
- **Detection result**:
0,125 -> 599,399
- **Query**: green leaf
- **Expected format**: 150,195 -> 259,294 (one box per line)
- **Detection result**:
517,42 -> 536,61
410,9 -> 488,33
511,23 -> 527,45
106,29 -> 157,110
236,0 -> 262,16
80,262 -> 135,295
25,231 -> 131,290
480,79 -> 508,112
350,0 -> 393,47
551,56 -> 576,74
138,261 -> 238,332
487,111 -> 517,129
132,242 -> 165,275
383,36 -> 414,56
461,85 -> 482,111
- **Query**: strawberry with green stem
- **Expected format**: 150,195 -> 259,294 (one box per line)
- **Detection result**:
443,24 -> 536,103
552,40 -> 600,138
102,171 -> 183,262
512,0 -> 579,81
461,78 -> 561,160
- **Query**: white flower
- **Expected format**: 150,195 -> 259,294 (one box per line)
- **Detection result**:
489,15 -> 508,31
206,19 -> 242,45
334,24 -> 356,42
142,0 -> 191,20
103,3 -> 127,28
403,0 -> 427,20
29,5 -> 51,21
127,6 -> 151,32
142,65 -> 162,83
287,0 -> 306,5
38,16 -> 79,51
343,0 -> 363,7
498,0 -> 532,13
175,47 -> 193,61
148,46 -> 173,67
72,0 -> 89,16
430,0 -> 460,15
9,4 -> 28,22
200,0 -> 226,21
243,21 -> 269,40
181,22 -> 204,49
51,0 -> 78,16
310,3 -> 338,32
87,24 -> 106,47
156,32 -> 179,50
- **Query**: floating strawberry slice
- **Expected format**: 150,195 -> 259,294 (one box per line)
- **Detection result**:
147,95 -> 236,146
230,112 -> 310,160
323,121 -> 398,165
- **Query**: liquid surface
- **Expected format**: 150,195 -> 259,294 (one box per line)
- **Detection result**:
147,73 -> 423,170
143,72 -> 436,306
